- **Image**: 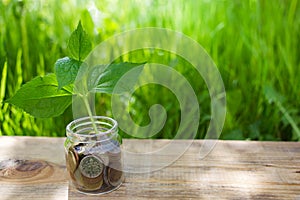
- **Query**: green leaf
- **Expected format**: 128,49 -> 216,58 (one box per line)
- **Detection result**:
5,74 -> 73,118
54,57 -> 83,90
86,64 -> 105,91
91,62 -> 145,94
67,21 -> 92,61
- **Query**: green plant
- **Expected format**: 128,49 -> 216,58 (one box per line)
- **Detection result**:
5,21 -> 144,133
1,0 -> 299,140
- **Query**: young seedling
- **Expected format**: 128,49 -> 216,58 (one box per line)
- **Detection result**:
5,21 -> 144,134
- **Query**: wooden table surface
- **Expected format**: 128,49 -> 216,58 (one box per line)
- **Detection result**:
0,136 -> 299,200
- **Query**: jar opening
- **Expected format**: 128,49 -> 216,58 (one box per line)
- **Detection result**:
66,116 -> 118,142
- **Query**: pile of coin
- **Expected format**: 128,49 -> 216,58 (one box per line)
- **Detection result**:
65,141 -> 124,192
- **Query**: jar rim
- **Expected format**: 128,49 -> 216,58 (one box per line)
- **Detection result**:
66,116 -> 118,139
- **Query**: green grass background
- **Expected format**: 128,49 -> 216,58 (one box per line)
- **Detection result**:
0,0 -> 299,140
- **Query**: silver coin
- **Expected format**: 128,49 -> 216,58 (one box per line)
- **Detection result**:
79,155 -> 104,178
103,166 -> 110,186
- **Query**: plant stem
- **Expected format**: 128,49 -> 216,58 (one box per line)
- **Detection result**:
82,94 -> 98,134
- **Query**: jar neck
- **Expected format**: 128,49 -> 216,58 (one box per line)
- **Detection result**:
66,116 -> 118,143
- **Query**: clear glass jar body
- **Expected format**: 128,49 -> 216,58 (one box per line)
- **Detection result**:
64,116 -> 124,195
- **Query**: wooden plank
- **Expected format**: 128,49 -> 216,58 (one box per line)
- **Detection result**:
0,136 -> 300,199
0,136 -> 68,200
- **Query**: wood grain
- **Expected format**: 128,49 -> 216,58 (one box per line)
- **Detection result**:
0,136 -> 300,200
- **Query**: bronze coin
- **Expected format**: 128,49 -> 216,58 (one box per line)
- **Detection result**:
66,148 -> 79,174
73,167 -> 104,191
79,155 -> 104,178
81,173 -> 104,191
107,165 -> 123,187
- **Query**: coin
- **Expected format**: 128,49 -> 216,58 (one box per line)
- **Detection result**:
73,167 -> 83,186
66,148 -> 79,174
108,153 -> 122,167
107,162 -> 123,187
81,173 -> 104,191
79,155 -> 104,178
96,153 -> 110,166
103,166 -> 110,186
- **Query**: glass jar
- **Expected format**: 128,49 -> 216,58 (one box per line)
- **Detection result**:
64,116 -> 124,195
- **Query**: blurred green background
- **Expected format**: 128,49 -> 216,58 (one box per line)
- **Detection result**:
0,0 -> 299,140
